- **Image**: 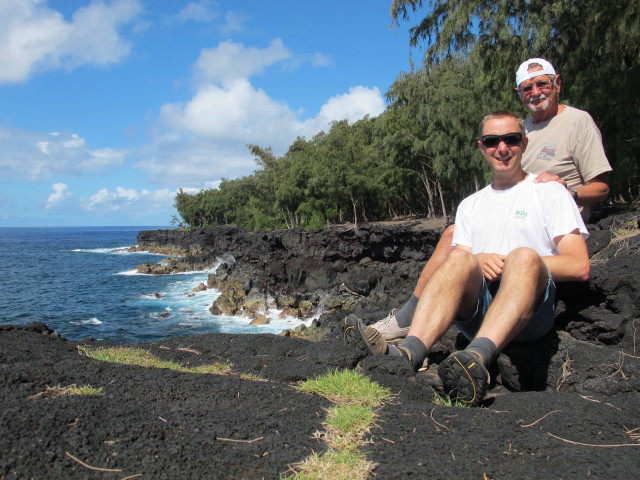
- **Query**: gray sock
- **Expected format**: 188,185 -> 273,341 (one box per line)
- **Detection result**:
395,294 -> 419,328
396,335 -> 428,371
466,337 -> 497,366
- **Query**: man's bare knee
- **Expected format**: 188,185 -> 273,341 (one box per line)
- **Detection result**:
505,247 -> 542,269
503,248 -> 548,287
446,247 -> 478,271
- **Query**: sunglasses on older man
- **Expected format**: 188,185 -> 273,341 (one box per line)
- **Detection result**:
481,133 -> 523,148
519,80 -> 553,94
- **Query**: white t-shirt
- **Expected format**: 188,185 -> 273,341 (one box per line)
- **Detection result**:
453,174 -> 588,256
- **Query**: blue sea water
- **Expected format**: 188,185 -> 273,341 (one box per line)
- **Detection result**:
0,226 -> 311,343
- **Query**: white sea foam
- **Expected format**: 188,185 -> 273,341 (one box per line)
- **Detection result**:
71,246 -> 157,255
116,268 -> 214,276
71,317 -> 103,326
106,249 -> 313,336
140,293 -> 163,300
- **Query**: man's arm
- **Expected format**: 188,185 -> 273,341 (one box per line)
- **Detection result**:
575,172 -> 610,206
533,172 -> 610,206
542,229 -> 590,282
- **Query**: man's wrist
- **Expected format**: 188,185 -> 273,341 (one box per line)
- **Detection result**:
567,186 -> 578,201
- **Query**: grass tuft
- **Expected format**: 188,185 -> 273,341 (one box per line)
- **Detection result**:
29,384 -> 104,400
611,217 -> 639,239
284,369 -> 393,479
296,368 -> 392,408
430,388 -> 473,408
78,346 -> 231,374
284,448 -> 375,480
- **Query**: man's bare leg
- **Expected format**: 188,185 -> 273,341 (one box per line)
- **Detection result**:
369,225 -> 456,339
473,247 -> 549,351
402,248 -> 483,353
351,248 -> 483,371
413,224 -> 456,297
437,248 -> 550,404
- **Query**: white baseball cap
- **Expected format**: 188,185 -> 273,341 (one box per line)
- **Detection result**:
516,58 -> 556,86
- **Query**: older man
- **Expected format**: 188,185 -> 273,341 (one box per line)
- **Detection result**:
359,58 -> 611,343
346,111 -> 590,404
516,58 -> 611,218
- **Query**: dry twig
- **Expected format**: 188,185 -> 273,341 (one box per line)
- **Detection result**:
548,433 -> 640,448
177,347 -> 201,354
425,408 -> 449,431
626,426 -> 640,442
605,351 -> 628,379
556,352 -> 574,391
216,436 -> 264,444
339,283 -> 365,297
65,452 -> 123,472
520,410 -> 562,428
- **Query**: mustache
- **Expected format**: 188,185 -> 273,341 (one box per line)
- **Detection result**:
530,93 -> 548,102
527,92 -> 549,113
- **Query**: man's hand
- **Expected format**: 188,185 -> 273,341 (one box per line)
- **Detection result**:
532,172 -> 567,188
475,253 -> 506,281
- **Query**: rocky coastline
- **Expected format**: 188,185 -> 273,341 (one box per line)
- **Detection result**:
1,210 -> 639,478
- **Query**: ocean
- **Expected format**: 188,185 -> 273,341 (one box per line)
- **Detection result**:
0,226 -> 313,343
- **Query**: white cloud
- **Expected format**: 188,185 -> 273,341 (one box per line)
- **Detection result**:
46,182 -> 72,209
312,53 -> 333,68
176,0 -> 218,23
142,40 -> 386,188
83,186 -> 175,212
219,11 -> 247,35
0,127 -> 126,181
301,86 -> 386,134
161,79 -> 298,143
0,0 -> 142,83
194,39 -> 291,87
136,140 -> 259,187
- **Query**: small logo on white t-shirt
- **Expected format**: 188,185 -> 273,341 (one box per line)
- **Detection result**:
514,210 -> 528,220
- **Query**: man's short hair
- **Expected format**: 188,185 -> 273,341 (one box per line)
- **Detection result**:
478,111 -> 525,138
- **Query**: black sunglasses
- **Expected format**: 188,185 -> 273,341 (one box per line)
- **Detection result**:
481,132 -> 523,148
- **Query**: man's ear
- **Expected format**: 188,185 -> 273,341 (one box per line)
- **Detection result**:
477,140 -> 484,152
521,136 -> 528,152
555,74 -> 562,94
515,86 -> 523,101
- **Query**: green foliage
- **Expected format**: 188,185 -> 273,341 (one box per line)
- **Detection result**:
173,1 -> 637,230
391,0 -> 640,201
297,368 -> 392,409
79,346 -> 232,374
284,369 -> 390,480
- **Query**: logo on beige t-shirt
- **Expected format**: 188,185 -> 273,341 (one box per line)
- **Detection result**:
536,143 -> 557,162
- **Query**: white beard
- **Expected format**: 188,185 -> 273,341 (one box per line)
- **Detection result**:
527,93 -> 550,113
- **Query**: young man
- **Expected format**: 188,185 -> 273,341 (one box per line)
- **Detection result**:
363,58 -> 610,343
346,111 -> 590,404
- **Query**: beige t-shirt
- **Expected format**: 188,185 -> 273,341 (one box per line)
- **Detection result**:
523,105 -> 612,220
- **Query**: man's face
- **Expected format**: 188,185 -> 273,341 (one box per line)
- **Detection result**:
478,117 -> 527,175
517,66 -> 560,115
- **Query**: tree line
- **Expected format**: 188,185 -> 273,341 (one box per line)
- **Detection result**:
174,0 -> 639,230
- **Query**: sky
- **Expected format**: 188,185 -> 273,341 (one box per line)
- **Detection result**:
0,0 -> 423,227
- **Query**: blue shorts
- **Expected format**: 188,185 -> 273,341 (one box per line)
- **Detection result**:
454,272 -> 556,343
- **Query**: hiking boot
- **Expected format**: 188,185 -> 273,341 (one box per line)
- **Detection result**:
437,350 -> 490,405
420,369 -> 445,394
342,314 -> 391,355
370,310 -> 410,341
341,315 -> 366,351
